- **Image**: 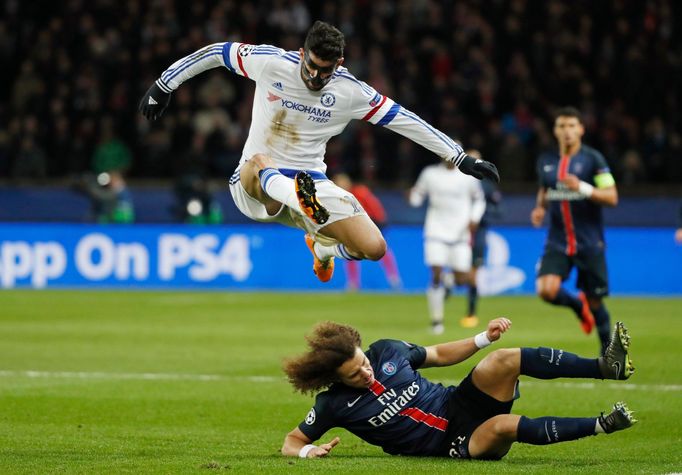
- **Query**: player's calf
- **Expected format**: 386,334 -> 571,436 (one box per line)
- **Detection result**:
517,401 -> 636,446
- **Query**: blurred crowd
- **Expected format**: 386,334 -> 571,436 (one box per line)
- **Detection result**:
2,0 -> 681,187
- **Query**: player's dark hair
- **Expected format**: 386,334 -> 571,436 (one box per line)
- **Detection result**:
283,321 -> 361,394
304,21 -> 345,61
554,106 -> 582,123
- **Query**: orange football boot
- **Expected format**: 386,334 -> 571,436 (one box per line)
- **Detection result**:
305,234 -> 334,282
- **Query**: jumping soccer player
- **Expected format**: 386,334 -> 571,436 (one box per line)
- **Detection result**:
139,21 -> 498,283
531,107 -> 618,354
281,319 -> 635,460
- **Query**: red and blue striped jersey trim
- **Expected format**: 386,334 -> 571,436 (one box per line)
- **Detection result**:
557,155 -> 577,255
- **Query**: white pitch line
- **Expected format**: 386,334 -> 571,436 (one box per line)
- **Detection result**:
521,380 -> 682,392
0,370 -> 278,383
0,370 -> 680,392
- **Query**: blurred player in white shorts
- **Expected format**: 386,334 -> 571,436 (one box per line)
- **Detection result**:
410,154 -> 486,333
140,21 -> 498,283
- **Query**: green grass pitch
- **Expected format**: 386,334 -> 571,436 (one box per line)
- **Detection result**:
1,290 -> 681,474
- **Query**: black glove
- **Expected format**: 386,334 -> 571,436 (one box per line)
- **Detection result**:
457,154 -> 500,183
138,82 -> 171,121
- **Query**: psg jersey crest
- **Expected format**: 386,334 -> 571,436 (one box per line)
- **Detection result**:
382,361 -> 397,375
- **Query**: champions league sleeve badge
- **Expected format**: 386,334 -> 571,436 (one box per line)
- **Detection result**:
304,408 -> 316,425
238,44 -> 255,57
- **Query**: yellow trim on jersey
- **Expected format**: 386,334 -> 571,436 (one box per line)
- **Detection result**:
594,172 -> 615,188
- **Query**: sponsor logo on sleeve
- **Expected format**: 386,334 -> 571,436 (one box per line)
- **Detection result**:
369,92 -> 381,107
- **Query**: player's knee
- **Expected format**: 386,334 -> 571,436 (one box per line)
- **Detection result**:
362,236 -> 386,261
491,417 -> 517,440
485,349 -> 520,376
536,286 -> 557,302
348,231 -> 385,261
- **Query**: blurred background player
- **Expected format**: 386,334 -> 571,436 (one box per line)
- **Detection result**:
468,150 -> 504,320
531,107 -> 618,355
409,158 -> 486,334
332,173 -> 401,290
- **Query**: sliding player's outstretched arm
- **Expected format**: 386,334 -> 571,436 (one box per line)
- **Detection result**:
282,427 -> 340,458
421,317 -> 512,368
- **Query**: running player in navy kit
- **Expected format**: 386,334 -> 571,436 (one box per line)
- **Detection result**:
531,107 -> 619,355
281,318 -> 636,460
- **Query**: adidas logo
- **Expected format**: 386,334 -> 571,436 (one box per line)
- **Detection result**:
272,82 -> 284,91
148,96 -> 158,105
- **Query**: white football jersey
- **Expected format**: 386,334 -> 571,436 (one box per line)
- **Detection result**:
155,42 -> 467,173
409,164 -> 486,243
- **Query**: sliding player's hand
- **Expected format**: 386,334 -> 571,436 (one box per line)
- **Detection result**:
458,154 -> 500,183
307,437 -> 340,458
486,317 -> 512,342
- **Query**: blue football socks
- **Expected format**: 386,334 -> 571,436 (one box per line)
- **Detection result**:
520,347 -> 601,379
517,415 -> 596,445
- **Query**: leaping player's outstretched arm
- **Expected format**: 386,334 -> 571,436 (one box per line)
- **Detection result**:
139,42 -> 279,120
344,75 -> 499,182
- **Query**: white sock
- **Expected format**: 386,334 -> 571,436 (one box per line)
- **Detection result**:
259,168 -> 300,211
595,418 -> 605,434
314,242 -> 361,261
442,271 -> 455,289
427,286 -> 446,323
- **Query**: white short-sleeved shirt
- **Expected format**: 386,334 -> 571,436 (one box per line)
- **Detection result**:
410,164 -> 486,243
